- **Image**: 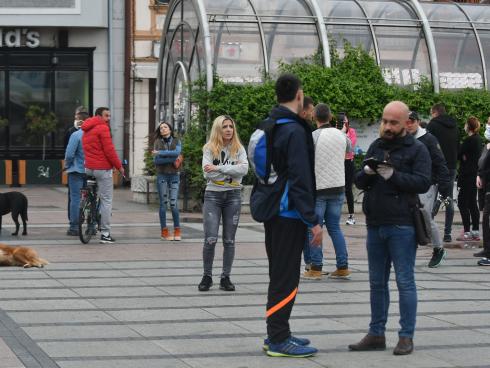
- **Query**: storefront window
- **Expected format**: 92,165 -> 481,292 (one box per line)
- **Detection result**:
9,71 -> 51,148
0,71 -> 6,148
55,71 -> 90,147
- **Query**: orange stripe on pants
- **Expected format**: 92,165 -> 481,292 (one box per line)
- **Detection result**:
266,287 -> 298,318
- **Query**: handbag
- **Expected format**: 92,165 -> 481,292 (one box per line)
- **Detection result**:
409,194 -> 431,246
173,154 -> 184,169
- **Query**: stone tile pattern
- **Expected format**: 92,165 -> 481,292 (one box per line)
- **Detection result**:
0,187 -> 488,368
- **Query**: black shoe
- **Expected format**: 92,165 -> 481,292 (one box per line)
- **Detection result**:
198,275 -> 213,291
443,234 -> 452,243
66,229 -> 79,236
428,247 -> 446,268
473,250 -> 490,258
478,257 -> 490,266
219,276 -> 235,291
100,234 -> 115,244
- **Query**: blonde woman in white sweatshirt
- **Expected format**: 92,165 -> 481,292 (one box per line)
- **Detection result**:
198,115 -> 249,292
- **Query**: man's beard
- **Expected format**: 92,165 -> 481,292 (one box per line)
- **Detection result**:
382,128 -> 405,140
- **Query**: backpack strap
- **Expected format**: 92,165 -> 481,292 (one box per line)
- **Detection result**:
262,117 -> 296,183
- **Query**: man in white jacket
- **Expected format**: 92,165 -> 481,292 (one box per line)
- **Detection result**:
303,104 -> 352,279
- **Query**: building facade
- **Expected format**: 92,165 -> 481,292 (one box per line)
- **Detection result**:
129,0 -> 168,177
0,0 -> 125,183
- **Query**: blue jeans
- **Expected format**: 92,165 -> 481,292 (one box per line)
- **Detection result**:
304,192 -> 348,269
367,225 -> 417,338
68,172 -> 85,231
156,173 -> 180,229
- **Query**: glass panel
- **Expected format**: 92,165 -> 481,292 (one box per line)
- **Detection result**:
182,24 -> 195,67
422,3 -> 469,28
475,31 -> 490,89
359,0 -> 418,24
328,25 -> 374,57
320,0 -> 368,24
169,26 -> 183,62
210,22 -> 263,81
432,29 -> 483,89
55,71 -> 89,147
461,5 -> 490,28
9,71 -> 51,148
375,27 -> 431,86
183,0 -> 199,30
165,0 -> 182,50
251,0 -> 311,17
172,67 -> 190,134
263,23 -> 319,74
0,71 -> 6,148
203,0 -> 254,16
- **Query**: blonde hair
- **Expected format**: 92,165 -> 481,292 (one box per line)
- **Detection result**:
203,115 -> 243,159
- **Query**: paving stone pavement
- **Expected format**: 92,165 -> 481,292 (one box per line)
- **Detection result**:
0,187 -> 489,368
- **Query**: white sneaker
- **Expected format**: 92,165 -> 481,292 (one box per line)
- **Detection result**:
346,215 -> 356,225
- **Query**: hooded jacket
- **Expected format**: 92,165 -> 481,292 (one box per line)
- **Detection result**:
414,127 -> 451,197
355,134 -> 431,226
81,116 -> 122,171
268,105 -> 318,227
427,114 -> 460,170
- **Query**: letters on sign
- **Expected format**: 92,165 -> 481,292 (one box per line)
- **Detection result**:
0,28 -> 40,48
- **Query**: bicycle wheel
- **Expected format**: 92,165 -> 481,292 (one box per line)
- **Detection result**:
78,197 -> 94,244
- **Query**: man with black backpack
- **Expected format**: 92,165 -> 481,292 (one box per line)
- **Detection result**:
249,74 -> 322,358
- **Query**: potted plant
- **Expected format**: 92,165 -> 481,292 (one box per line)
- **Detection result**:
25,105 -> 58,160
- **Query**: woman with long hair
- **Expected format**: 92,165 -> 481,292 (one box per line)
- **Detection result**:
457,116 -> 482,242
152,121 -> 182,241
341,113 -> 357,225
198,115 -> 249,292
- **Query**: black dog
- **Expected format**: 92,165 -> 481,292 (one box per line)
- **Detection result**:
0,192 -> 28,236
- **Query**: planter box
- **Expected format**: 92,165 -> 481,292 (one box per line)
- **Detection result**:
131,175 -> 158,204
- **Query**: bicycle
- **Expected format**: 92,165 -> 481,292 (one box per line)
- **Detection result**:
78,176 -> 101,244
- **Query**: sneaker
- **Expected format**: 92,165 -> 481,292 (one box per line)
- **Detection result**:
100,234 -> 115,244
346,215 -> 356,225
219,276 -> 235,291
161,227 -> 173,241
478,257 -> 490,266
329,268 -> 351,279
173,227 -> 181,241
473,250 -> 490,258
263,336 -> 310,351
301,269 -> 323,280
198,275 -> 213,291
266,337 -> 318,358
428,247 -> 446,268
443,234 -> 452,243
456,232 -> 472,242
66,229 -> 79,236
471,231 -> 481,241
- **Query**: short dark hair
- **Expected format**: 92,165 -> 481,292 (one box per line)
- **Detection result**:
314,103 -> 331,124
275,73 -> 302,103
95,107 -> 110,117
431,103 -> 446,116
77,111 -> 89,120
303,96 -> 314,110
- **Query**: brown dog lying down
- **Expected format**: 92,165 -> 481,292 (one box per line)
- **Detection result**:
0,243 -> 49,268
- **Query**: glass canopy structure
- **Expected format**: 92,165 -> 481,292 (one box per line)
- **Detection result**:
157,0 -> 490,131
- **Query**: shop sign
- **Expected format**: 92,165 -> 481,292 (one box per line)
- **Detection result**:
0,28 -> 40,48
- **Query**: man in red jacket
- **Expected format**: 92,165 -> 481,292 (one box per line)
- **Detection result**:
81,107 -> 125,243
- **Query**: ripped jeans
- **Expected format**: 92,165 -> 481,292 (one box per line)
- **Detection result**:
202,189 -> 242,278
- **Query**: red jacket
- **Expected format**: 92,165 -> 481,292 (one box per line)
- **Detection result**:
81,116 -> 122,170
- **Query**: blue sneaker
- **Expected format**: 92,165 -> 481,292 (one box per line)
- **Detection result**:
266,337 -> 318,357
263,336 -> 311,351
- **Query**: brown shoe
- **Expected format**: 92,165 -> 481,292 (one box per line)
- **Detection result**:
329,268 -> 352,279
173,227 -> 181,241
301,270 -> 323,280
348,334 -> 386,351
161,227 -> 173,241
393,337 -> 413,355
